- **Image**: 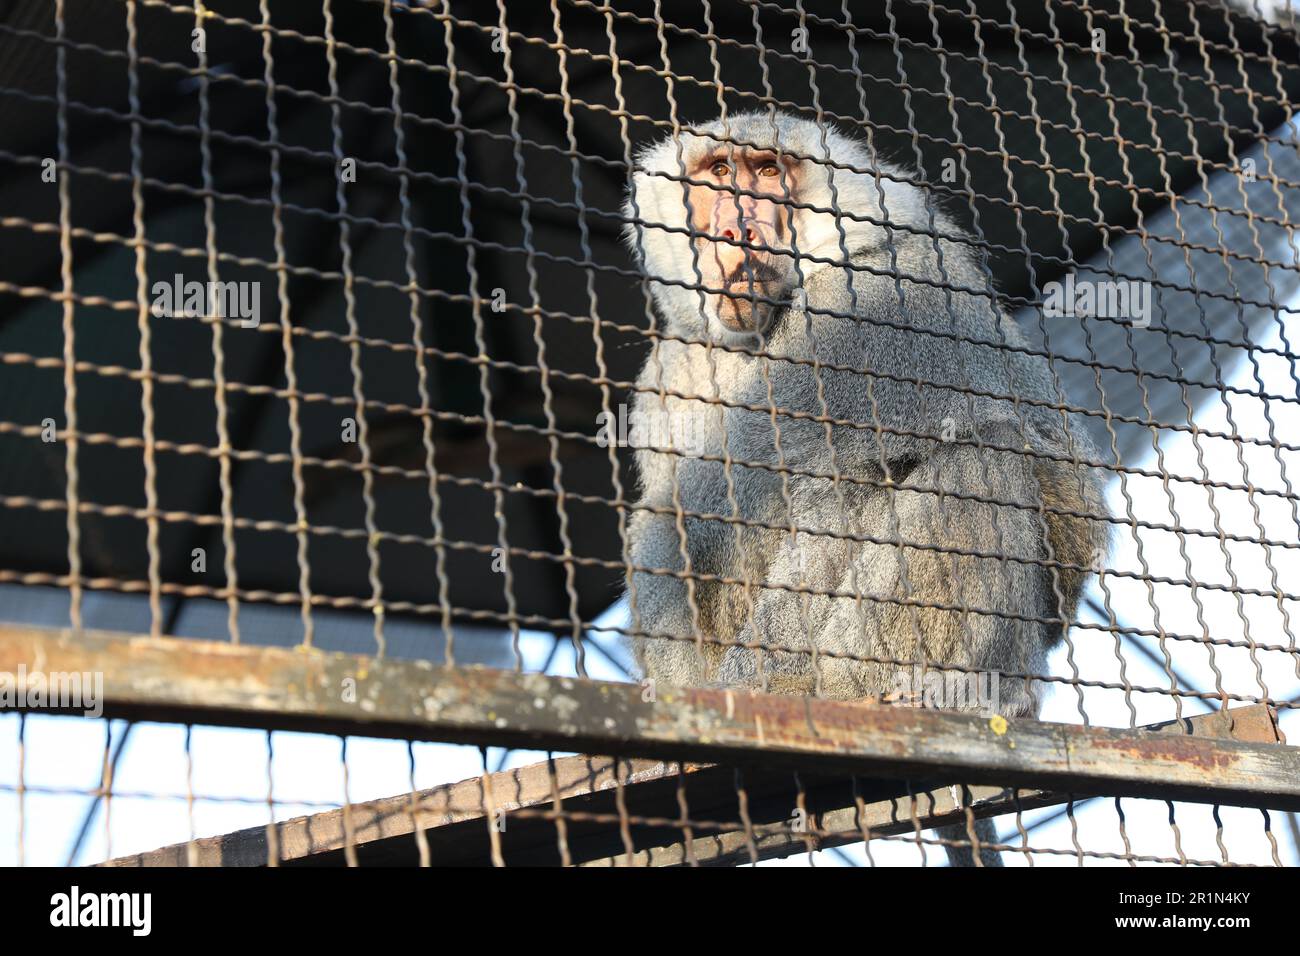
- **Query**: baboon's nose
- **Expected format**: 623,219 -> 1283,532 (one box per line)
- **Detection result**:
720,224 -> 759,243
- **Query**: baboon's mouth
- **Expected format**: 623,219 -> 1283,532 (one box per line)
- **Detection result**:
719,265 -> 781,332
722,278 -> 772,295
717,286 -> 777,333
724,262 -> 783,288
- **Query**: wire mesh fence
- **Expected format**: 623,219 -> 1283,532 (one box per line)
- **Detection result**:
0,0 -> 1297,867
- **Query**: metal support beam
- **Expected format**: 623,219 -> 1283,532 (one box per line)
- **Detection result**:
3,624 -> 1298,814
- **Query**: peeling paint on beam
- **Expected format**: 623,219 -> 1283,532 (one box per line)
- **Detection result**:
2,625 -> 1297,812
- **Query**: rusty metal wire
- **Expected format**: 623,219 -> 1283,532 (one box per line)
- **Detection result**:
0,0 -> 1297,867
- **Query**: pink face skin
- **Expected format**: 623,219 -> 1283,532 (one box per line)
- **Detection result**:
685,149 -> 799,333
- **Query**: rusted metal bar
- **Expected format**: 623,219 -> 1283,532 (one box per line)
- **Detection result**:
3,625 -> 1297,814
102,704 -> 1280,867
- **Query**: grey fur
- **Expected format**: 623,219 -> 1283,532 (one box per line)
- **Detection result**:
622,111 -> 1109,866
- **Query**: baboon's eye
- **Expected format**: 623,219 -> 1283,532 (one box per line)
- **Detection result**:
709,161 -> 731,178
758,163 -> 781,178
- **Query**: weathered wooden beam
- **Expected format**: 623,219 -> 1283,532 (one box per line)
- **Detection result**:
103,705 -> 1279,867
593,784 -> 1060,867
3,624 -> 1298,813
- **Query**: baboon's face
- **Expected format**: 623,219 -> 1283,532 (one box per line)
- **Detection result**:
630,114 -> 896,343
683,147 -> 802,334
